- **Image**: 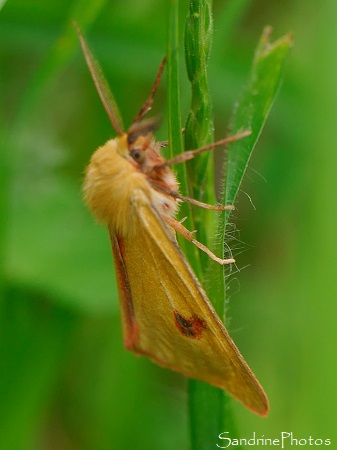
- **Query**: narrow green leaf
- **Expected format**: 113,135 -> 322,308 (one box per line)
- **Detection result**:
0,119 -> 7,295
14,0 -> 109,129
207,28 -> 292,316
224,27 -> 293,208
188,382 -> 224,450
209,27 -> 293,315
0,3 -> 10,294
167,0 -> 184,162
167,0 -> 198,269
184,0 -> 215,259
183,2 -> 230,450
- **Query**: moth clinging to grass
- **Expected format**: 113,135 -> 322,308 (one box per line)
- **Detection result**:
77,26 -> 268,416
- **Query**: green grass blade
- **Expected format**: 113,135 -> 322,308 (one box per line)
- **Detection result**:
183,2 -> 231,449
224,27 -> 293,209
0,118 -> 8,295
13,0 -> 109,129
167,0 -> 184,162
184,0 -> 214,203
184,0 -> 215,266
167,0 -> 199,271
211,28 -> 292,310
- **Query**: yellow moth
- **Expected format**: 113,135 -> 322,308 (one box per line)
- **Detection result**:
77,28 -> 268,416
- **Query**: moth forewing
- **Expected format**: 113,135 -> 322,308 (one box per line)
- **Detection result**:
111,198 -> 268,415
78,27 -> 269,416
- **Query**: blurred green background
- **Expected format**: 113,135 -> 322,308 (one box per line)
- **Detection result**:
1,0 -> 337,449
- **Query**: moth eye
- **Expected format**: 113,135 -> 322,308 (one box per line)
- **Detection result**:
130,147 -> 146,163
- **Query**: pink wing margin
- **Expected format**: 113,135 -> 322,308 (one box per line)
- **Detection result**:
110,233 -> 139,350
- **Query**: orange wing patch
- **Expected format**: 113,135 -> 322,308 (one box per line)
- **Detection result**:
174,311 -> 206,339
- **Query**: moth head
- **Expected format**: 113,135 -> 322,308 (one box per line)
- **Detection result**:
127,117 -> 162,169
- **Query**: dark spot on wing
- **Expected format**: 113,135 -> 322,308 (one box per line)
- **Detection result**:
174,310 -> 206,339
